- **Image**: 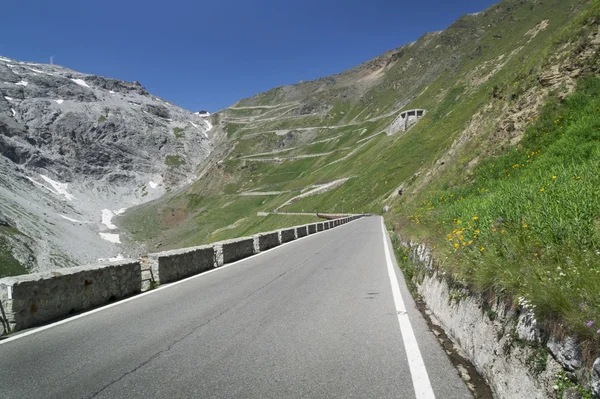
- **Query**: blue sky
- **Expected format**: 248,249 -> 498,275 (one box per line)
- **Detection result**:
1,0 -> 498,112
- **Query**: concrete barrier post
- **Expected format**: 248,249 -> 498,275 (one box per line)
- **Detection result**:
308,224 -> 317,234
317,223 -> 324,232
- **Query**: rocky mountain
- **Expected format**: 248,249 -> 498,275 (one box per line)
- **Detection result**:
0,56 -> 213,274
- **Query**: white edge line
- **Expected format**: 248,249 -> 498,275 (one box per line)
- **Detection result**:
381,217 -> 436,399
0,219 -> 357,345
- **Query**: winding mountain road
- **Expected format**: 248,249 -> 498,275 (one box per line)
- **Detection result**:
0,217 -> 470,398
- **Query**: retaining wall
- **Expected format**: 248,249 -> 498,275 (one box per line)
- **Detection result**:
0,215 -> 365,335
0,260 -> 141,333
398,236 -> 600,398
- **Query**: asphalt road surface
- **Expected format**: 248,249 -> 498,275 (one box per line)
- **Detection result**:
0,216 -> 471,398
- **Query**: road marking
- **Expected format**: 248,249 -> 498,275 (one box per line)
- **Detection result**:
0,220 -> 357,345
381,218 -> 435,399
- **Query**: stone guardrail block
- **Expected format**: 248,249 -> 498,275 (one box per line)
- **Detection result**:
317,223 -> 324,232
254,231 -> 281,252
147,245 -> 215,285
296,225 -> 308,238
308,224 -> 317,234
221,237 -> 256,264
280,228 -> 296,243
0,260 -> 141,333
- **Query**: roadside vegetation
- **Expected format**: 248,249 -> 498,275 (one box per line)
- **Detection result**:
0,228 -> 28,278
401,77 -> 600,341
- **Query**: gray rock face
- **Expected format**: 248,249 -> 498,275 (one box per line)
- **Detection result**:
592,358 -> 600,397
516,309 -> 542,343
547,336 -> 583,372
0,55 -> 213,272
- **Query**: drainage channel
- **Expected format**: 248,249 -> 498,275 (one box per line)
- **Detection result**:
414,297 -> 494,399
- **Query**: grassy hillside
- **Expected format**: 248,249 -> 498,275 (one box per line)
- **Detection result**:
122,0 -> 592,249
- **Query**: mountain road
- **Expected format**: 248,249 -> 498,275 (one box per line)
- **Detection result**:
0,217 -> 470,398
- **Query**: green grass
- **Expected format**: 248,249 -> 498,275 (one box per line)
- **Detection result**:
403,77 -> 600,347
0,228 -> 28,278
210,214 -> 322,242
173,127 -> 185,139
165,154 -> 186,167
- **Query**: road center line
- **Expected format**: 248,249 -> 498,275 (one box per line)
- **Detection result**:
381,218 -> 435,399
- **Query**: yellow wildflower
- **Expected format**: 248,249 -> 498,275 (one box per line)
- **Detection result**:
552,176 -> 557,179
454,243 -> 460,249
480,247 -> 485,252
472,216 -> 479,221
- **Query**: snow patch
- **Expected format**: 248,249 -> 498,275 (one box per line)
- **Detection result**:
190,122 -> 199,129
28,68 -> 45,74
6,65 -> 20,75
4,96 -> 14,101
15,80 -> 28,86
109,90 -> 115,94
149,181 -> 158,189
39,174 -> 76,201
55,99 -> 64,104
26,176 -> 52,192
114,208 -> 127,215
101,209 -> 117,229
99,233 -> 121,244
196,111 -> 211,117
71,78 -> 90,88
59,215 -> 87,223
98,253 -> 125,262
11,108 -> 16,116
